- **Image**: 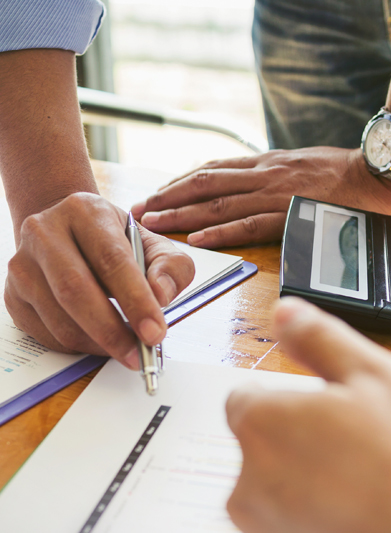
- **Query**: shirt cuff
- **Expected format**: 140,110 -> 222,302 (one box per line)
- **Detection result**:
0,0 -> 105,55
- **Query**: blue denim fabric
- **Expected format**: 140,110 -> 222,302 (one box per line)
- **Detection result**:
252,0 -> 391,149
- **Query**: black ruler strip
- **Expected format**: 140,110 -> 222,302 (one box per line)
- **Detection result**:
79,405 -> 171,533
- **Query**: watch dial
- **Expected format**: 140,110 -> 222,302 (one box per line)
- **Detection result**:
366,118 -> 391,168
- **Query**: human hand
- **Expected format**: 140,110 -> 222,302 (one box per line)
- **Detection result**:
4,193 -> 194,368
226,297 -> 391,533
132,147 -> 391,248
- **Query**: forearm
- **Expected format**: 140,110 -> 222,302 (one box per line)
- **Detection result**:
0,49 -> 194,362
0,48 -> 98,243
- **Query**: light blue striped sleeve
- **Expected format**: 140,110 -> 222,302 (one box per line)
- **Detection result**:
0,0 -> 105,55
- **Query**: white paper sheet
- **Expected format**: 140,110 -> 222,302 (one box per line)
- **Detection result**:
0,359 -> 324,533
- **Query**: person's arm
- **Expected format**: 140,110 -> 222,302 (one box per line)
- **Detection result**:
0,49 -> 98,236
131,88 -> 391,249
225,297 -> 391,532
0,48 -> 194,366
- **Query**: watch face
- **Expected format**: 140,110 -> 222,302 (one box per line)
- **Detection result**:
366,117 -> 391,168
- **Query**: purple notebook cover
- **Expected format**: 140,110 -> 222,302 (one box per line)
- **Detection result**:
0,261 -> 257,426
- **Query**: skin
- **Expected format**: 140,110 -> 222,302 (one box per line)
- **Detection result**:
226,297 -> 391,533
132,89 -> 391,249
0,49 -> 194,368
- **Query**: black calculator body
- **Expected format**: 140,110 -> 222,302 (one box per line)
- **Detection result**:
280,196 -> 391,332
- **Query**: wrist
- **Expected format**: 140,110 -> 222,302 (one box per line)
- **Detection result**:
348,148 -> 391,214
0,49 -> 100,242
2,140 -> 99,236
349,148 -> 373,180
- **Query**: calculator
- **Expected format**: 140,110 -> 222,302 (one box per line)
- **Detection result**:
280,196 -> 391,332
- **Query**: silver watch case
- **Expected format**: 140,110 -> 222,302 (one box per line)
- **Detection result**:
361,108 -> 391,180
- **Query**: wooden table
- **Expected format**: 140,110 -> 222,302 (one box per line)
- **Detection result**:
1,159 -> 391,491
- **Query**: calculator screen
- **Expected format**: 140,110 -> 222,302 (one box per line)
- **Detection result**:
320,212 -> 359,291
310,205 -> 368,300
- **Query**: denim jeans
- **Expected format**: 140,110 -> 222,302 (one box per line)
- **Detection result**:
252,0 -> 391,149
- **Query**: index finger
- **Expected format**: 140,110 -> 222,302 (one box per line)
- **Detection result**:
131,158 -> 262,219
71,202 -> 167,347
134,168 -> 263,219
159,155 -> 260,189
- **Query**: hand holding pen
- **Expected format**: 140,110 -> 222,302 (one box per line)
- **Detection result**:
5,192 -> 194,373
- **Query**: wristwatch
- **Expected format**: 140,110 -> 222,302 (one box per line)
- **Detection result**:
361,107 -> 391,179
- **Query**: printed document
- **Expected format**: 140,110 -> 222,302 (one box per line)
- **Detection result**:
0,359 -> 324,533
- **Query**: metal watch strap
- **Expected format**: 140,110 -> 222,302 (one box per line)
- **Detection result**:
361,108 -> 391,180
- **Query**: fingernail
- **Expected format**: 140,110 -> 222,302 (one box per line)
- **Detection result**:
131,202 -> 146,219
157,273 -> 176,306
141,212 -> 160,228
188,231 -> 204,245
139,317 -> 165,345
124,347 -> 140,370
273,297 -> 313,329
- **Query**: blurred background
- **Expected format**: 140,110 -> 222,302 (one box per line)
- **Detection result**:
79,0 -> 265,176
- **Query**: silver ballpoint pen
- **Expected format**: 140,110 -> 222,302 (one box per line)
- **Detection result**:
126,211 -> 164,395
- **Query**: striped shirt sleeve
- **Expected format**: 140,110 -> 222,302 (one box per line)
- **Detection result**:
0,0 -> 105,55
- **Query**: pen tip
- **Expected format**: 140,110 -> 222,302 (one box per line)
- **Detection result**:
146,373 -> 159,396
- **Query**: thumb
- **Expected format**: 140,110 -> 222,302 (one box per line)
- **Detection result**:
272,297 -> 391,384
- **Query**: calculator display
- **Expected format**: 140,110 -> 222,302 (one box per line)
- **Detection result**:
310,204 -> 368,300
319,212 -> 358,291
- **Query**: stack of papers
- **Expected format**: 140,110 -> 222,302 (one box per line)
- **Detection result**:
164,242 -> 243,312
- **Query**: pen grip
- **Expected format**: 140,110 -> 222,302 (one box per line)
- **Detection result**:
138,341 -> 159,375
129,226 -> 146,276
